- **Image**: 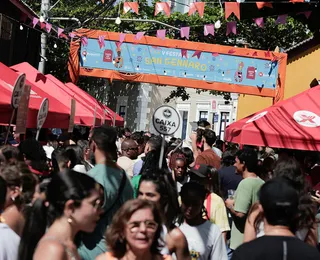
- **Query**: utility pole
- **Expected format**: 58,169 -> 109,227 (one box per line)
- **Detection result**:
38,0 -> 50,73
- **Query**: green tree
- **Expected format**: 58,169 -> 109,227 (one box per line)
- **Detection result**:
25,0 -> 311,102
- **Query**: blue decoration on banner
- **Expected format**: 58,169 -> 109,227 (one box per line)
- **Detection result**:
80,38 -> 278,89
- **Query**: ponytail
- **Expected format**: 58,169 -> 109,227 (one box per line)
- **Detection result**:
18,199 -> 48,260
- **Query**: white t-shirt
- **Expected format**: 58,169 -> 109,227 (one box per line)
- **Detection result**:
117,156 -> 135,178
179,221 -> 227,260
0,223 -> 20,260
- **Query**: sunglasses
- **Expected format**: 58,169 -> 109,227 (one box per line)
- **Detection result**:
127,220 -> 158,233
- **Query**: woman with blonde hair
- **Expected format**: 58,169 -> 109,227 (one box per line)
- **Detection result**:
97,199 -> 172,260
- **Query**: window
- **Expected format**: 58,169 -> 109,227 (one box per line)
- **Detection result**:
199,111 -> 208,121
0,14 -> 12,41
119,106 -> 126,117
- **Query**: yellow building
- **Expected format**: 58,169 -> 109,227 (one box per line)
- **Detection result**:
237,36 -> 320,119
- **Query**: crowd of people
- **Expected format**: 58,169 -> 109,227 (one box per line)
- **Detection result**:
0,120 -> 320,260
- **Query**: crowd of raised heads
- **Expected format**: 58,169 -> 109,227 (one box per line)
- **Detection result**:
0,121 -> 319,260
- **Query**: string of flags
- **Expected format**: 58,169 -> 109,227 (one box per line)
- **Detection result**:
23,1 -> 314,44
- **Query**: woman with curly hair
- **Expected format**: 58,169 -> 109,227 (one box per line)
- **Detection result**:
169,152 -> 188,193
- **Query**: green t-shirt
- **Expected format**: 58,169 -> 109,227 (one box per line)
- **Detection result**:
78,164 -> 134,260
131,175 -> 142,198
230,177 -> 264,250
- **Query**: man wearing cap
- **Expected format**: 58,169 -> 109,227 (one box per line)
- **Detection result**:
189,164 -> 230,241
231,178 -> 320,260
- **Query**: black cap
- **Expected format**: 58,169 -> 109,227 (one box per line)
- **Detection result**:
259,177 -> 299,226
189,164 -> 210,179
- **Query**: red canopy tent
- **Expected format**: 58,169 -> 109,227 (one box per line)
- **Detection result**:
225,85 -> 320,151
46,74 -> 104,125
11,62 -> 102,126
0,62 -> 70,128
64,82 -> 124,127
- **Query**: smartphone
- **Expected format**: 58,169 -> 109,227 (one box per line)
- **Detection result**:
310,190 -> 317,196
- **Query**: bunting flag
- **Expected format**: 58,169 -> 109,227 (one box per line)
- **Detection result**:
45,23 -> 52,33
154,2 -> 170,17
252,51 -> 258,57
204,24 -> 214,36
254,17 -> 264,28
123,2 -> 139,14
57,27 -> 64,37
69,32 -> 76,39
192,50 -> 202,59
228,48 -> 236,54
98,35 -> 105,49
81,37 -> 88,46
265,50 -> 271,57
32,17 -> 39,28
120,33 -> 126,43
226,21 -> 237,35
298,11 -> 312,19
256,2 -> 273,9
156,29 -> 166,40
135,31 -> 145,40
275,14 -> 287,24
40,22 -> 46,29
212,52 -> 219,57
188,2 -> 205,18
180,27 -> 190,39
225,2 -> 240,20
181,49 -> 188,58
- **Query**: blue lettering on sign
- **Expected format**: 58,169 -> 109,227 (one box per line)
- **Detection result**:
80,38 -> 278,89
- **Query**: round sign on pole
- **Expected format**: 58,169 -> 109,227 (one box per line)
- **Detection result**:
37,98 -> 49,130
152,105 -> 180,135
11,73 -> 26,109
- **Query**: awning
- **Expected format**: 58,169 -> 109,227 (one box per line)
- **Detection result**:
64,82 -> 124,126
0,62 -> 70,128
225,85 -> 320,151
11,62 -> 104,126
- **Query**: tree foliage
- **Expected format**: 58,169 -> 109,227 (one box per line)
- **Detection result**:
25,0 -> 311,103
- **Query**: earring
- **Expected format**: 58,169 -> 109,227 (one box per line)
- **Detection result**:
67,217 -> 73,224
11,196 -> 15,202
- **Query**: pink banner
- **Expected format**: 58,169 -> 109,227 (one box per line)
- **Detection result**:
180,27 -> 190,39
204,24 -> 214,36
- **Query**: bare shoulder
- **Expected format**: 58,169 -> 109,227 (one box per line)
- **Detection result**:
96,253 -> 106,260
33,239 -> 67,260
168,227 -> 186,241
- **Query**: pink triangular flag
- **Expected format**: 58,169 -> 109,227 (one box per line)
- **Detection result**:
254,17 -> 264,28
135,32 -> 145,40
57,27 -> 64,37
298,11 -> 312,19
81,37 -> 88,46
157,29 -> 166,40
212,52 -> 219,57
204,24 -> 214,36
252,51 -> 258,57
32,17 -> 39,28
98,35 -> 105,49
228,48 -> 236,54
154,2 -> 170,17
120,33 -> 126,43
45,23 -> 52,33
180,27 -> 190,39
275,14 -> 287,25
69,32 -> 76,39
265,50 -> 271,57
226,21 -> 237,35
40,22 -> 46,29
192,50 -> 202,59
181,49 -> 188,58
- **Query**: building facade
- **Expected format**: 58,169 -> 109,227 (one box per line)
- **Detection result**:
107,82 -> 238,140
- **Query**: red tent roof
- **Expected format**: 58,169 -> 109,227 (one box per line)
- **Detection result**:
0,62 -> 69,128
11,62 -> 102,126
64,82 -> 124,126
225,85 -> 320,151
